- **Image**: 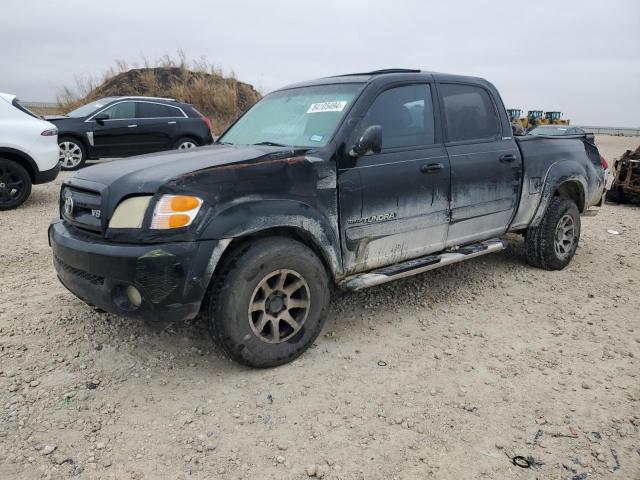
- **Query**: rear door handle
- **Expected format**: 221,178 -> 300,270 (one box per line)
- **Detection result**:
420,163 -> 444,173
168,121 -> 177,124
499,154 -> 517,163
127,124 -> 138,128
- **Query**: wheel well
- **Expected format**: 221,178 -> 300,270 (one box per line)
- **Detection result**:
59,134 -> 88,151
0,149 -> 36,182
220,227 -> 335,278
175,136 -> 200,146
554,181 -> 585,212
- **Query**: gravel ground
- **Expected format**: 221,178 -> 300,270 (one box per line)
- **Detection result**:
1,136 -> 639,479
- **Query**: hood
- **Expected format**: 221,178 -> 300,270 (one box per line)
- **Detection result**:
69,144 -> 299,194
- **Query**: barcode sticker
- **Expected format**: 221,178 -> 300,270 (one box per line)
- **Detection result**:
307,101 -> 347,113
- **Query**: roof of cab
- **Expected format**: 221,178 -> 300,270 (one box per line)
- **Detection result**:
277,68 -> 492,91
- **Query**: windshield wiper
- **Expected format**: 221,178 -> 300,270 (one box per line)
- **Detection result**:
253,141 -> 290,147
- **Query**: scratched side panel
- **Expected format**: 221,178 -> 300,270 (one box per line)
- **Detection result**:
509,136 -> 605,230
445,138 -> 522,247
338,146 -> 450,274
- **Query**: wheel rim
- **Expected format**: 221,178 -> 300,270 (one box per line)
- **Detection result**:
0,165 -> 25,205
248,269 -> 310,344
554,214 -> 575,259
178,141 -> 197,150
59,141 -> 83,168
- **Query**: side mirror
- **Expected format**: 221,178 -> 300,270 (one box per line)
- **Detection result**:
350,125 -> 382,157
94,113 -> 109,125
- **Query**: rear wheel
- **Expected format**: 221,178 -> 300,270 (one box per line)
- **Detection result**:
173,137 -> 199,150
204,237 -> 330,368
0,159 -> 32,210
58,137 -> 86,170
525,197 -> 580,270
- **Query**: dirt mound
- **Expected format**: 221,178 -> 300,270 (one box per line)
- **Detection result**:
61,67 -> 262,134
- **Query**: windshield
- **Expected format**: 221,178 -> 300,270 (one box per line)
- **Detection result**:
219,83 -> 363,148
528,126 -> 568,136
67,98 -> 117,118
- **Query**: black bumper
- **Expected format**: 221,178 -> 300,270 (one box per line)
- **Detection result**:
49,220 -> 221,322
34,162 -> 61,184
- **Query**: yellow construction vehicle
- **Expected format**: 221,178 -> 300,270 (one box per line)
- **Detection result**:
507,109 -> 522,123
507,109 -> 526,134
542,111 -> 570,125
520,110 -> 544,130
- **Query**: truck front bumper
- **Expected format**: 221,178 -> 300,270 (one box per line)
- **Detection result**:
49,220 -> 227,322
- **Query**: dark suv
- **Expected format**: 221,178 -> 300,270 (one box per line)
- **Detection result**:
46,97 -> 213,170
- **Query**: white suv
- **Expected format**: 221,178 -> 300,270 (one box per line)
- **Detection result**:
0,93 -> 60,210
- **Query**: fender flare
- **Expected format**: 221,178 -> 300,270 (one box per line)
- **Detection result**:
530,161 -> 587,227
201,198 -> 343,278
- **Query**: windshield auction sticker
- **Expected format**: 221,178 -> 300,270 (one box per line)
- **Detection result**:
307,101 -> 347,114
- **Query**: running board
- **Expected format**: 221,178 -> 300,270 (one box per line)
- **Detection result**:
340,239 -> 507,291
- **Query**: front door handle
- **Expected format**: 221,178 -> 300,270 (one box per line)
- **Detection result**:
499,154 -> 517,163
127,124 -> 138,128
168,121 -> 177,125
420,163 -> 444,173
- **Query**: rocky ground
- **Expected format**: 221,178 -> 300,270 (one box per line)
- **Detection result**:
1,136 -> 638,479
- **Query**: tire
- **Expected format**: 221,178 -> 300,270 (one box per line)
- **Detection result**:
204,237 -> 330,368
0,159 -> 32,210
524,197 -> 581,270
173,137 -> 199,150
59,137 -> 86,170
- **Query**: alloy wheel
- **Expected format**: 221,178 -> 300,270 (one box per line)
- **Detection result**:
554,214 -> 575,259
0,165 -> 25,206
248,269 -> 310,344
59,141 -> 83,169
178,141 -> 197,150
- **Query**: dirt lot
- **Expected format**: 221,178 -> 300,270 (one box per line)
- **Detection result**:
1,135 -> 638,480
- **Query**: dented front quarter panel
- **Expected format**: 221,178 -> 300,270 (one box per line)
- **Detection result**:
159,148 -> 342,277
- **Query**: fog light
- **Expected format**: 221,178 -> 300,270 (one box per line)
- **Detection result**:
126,286 -> 142,308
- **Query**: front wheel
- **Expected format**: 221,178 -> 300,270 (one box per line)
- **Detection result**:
525,197 -> 581,270
0,159 -> 32,210
204,237 -> 330,368
58,138 -> 86,170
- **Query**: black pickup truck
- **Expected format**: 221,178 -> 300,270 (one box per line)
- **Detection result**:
49,69 -> 606,367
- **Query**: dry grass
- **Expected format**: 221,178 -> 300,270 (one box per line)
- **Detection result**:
57,52 -> 261,134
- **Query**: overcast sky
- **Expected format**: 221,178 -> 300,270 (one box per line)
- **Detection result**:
1,0 -> 638,127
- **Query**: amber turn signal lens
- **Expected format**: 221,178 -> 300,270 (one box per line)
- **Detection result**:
150,194 -> 203,229
168,214 -> 190,228
171,196 -> 200,212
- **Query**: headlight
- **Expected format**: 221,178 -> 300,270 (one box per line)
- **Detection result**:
108,196 -> 152,229
150,195 -> 203,229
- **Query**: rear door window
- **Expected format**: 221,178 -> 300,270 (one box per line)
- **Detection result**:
137,102 -> 184,118
440,84 -> 500,142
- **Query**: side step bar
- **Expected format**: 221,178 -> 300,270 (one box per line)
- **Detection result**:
340,239 -> 507,291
